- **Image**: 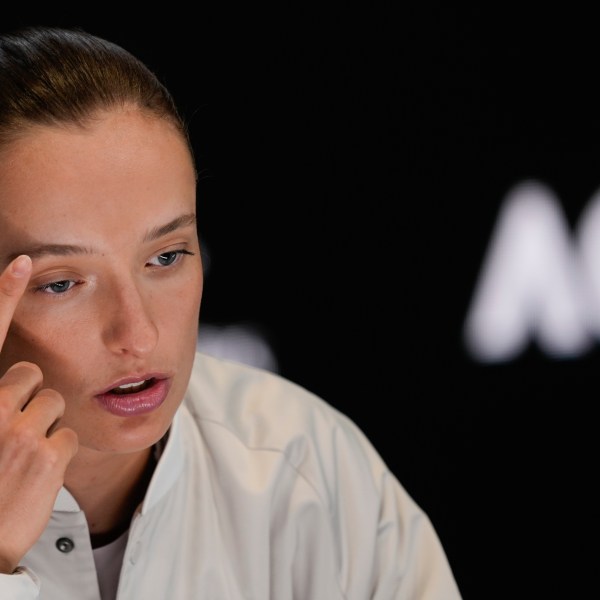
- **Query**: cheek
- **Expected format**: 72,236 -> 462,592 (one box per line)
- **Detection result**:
140,269 -> 202,358
0,312 -> 86,385
1,313 -> 50,361
172,265 -> 202,309
168,272 -> 203,332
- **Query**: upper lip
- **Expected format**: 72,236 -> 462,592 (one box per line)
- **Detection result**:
95,372 -> 171,395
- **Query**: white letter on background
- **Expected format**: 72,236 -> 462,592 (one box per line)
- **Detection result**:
464,180 -> 593,362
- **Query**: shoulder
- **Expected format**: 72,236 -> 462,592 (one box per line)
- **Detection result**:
177,354 -> 462,599
182,351 -> 389,491
184,351 -> 356,444
186,351 -> 334,417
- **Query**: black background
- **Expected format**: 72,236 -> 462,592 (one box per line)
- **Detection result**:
4,7 -> 599,598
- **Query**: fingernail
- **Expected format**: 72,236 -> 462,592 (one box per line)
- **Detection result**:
11,255 -> 31,277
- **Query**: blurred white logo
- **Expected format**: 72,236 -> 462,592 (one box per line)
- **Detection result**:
464,179 -> 600,362
197,321 -> 279,372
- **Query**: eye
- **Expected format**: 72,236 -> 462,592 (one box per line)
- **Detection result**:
147,249 -> 194,267
36,280 -> 77,295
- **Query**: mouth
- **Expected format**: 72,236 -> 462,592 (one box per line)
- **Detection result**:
110,378 -> 157,395
94,374 -> 172,416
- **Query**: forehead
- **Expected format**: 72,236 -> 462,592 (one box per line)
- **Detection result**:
0,109 -> 196,251
0,108 -> 194,193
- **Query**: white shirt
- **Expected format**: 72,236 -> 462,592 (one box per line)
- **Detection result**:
0,352 -> 462,599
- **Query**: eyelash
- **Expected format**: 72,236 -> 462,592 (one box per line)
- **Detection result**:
147,248 -> 195,267
34,249 -> 195,296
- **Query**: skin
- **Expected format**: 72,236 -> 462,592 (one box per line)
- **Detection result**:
0,107 -> 203,572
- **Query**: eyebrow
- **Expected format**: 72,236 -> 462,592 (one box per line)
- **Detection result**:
5,212 -> 197,263
143,213 -> 197,242
6,243 -> 93,263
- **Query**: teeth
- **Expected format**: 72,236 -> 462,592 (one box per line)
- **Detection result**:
112,380 -> 150,394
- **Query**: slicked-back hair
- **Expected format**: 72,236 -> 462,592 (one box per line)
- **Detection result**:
0,26 -> 192,157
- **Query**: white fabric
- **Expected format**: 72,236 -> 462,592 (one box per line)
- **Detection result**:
92,529 -> 128,600
0,352 -> 462,599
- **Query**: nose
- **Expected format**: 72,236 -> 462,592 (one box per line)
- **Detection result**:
101,281 -> 159,357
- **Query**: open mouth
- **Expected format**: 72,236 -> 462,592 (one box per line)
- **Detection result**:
110,378 -> 156,395
95,376 -> 171,416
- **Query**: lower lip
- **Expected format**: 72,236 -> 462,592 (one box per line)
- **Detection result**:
94,378 -> 171,417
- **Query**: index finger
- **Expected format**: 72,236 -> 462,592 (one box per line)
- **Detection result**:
0,255 -> 32,351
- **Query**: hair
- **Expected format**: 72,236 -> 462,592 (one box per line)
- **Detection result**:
0,25 -> 192,157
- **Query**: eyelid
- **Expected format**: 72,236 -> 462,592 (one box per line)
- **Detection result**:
29,269 -> 82,288
33,278 -> 81,296
146,248 -> 195,267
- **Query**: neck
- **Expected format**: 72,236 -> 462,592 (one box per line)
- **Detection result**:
64,444 -> 156,547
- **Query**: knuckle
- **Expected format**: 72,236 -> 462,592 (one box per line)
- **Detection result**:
64,427 -> 78,447
0,400 -> 11,422
5,361 -> 43,381
0,362 -> 44,412
1,362 -> 44,391
36,388 -> 66,414
45,428 -> 78,467
11,424 -> 41,453
0,279 -> 20,298
53,427 -> 79,454
37,387 -> 64,404
40,445 -> 61,470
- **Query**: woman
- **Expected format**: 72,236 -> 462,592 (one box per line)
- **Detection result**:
0,26 -> 462,599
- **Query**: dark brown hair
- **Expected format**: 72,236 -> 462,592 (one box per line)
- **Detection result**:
0,26 -> 192,155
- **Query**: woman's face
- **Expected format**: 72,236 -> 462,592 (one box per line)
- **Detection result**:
0,109 -> 203,455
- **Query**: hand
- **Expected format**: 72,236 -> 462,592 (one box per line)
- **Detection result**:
0,255 -> 78,574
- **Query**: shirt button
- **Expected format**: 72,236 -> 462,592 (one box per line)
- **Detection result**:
55,537 -> 75,553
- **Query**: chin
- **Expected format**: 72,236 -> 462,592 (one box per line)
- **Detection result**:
78,405 -> 176,455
